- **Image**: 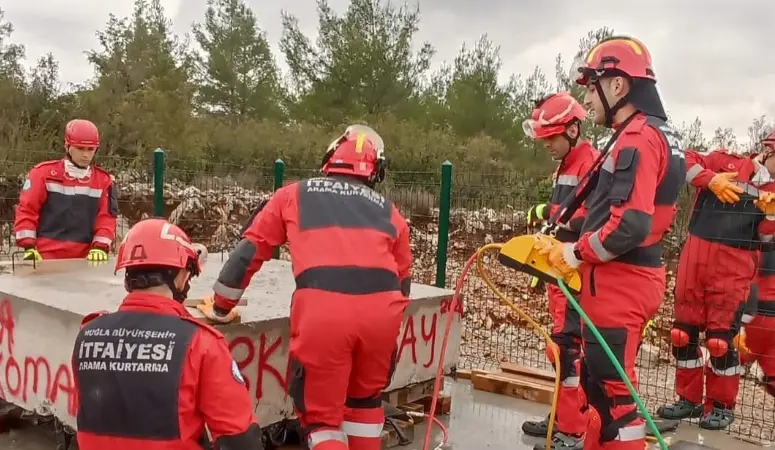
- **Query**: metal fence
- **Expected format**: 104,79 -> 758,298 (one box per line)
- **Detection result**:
0,148 -> 773,444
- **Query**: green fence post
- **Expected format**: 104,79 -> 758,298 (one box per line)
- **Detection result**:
153,148 -> 165,218
272,159 -> 285,259
435,161 -> 453,288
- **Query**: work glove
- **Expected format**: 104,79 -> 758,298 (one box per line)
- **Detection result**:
527,203 -> 549,226
23,247 -> 42,261
733,328 -> 750,357
642,319 -> 655,339
536,236 -> 580,278
196,296 -> 240,324
87,248 -> 109,262
528,276 -> 544,291
755,191 -> 775,215
708,172 -> 743,204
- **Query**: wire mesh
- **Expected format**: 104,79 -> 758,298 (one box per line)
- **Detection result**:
0,150 -> 773,443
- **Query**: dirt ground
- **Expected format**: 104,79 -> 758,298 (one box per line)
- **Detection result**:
0,379 -> 766,450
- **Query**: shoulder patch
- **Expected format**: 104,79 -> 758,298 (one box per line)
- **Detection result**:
231,359 -> 246,385
22,178 -> 31,191
81,310 -> 110,327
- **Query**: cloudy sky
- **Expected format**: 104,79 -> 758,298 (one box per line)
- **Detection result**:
3,0 -> 774,145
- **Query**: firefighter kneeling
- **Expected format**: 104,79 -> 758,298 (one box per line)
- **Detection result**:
72,218 -> 264,450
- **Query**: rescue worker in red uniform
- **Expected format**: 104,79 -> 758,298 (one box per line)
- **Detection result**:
541,36 -> 687,450
72,218 -> 264,450
658,130 -> 775,429
736,251 -> 775,399
201,125 -> 412,450
521,91 -> 599,450
14,119 -> 117,261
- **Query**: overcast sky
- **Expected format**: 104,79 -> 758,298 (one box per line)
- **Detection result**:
3,0 -> 774,145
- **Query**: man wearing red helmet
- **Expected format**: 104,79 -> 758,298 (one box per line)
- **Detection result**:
540,36 -> 686,450
13,119 -> 117,261
202,125 -> 412,450
658,126 -> 775,429
72,218 -> 264,450
521,91 -> 599,450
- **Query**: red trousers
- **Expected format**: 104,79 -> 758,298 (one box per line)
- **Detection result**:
742,314 -> 775,397
579,261 -> 663,450
547,284 -> 587,435
287,292 -> 408,450
672,236 -> 755,410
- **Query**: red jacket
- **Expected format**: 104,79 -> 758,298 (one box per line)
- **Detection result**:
685,149 -> 775,247
547,140 -> 599,242
574,114 -> 686,266
213,176 -> 413,313
73,292 -> 261,450
14,159 -> 118,258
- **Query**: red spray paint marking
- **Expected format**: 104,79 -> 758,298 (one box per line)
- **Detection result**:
0,298 -> 78,416
229,334 -> 288,403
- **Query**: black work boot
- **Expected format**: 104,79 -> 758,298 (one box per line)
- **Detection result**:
522,415 -> 556,437
657,399 -> 703,420
533,432 -> 584,450
699,406 -> 734,430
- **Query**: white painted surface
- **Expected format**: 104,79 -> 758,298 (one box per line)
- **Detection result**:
0,258 -> 459,427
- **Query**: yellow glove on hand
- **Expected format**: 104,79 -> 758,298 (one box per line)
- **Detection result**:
23,248 -> 42,261
87,248 -> 109,262
196,297 -> 240,324
755,191 -> 775,215
733,328 -> 750,356
536,236 -> 579,278
708,172 -> 743,204
642,320 -> 655,338
527,203 -> 548,226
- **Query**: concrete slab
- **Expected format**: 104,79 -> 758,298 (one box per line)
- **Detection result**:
0,258 -> 459,429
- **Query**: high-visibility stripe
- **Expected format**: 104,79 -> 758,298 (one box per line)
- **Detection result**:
341,420 -> 384,438
45,182 -> 103,198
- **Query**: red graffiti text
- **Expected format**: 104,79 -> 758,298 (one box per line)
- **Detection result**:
0,299 -> 77,416
229,333 -> 287,403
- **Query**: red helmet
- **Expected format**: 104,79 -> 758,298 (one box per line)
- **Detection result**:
763,125 -> 775,151
571,36 -> 656,86
115,218 -> 202,276
523,92 -> 586,139
65,119 -> 100,149
322,124 -> 386,183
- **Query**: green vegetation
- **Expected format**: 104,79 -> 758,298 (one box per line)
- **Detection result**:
0,0 -> 771,182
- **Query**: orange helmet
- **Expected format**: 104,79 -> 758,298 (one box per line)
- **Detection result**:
571,35 -> 666,124
523,92 -> 587,139
322,124 -> 386,184
571,36 -> 655,86
763,125 -> 775,151
64,119 -> 100,149
116,218 -> 202,276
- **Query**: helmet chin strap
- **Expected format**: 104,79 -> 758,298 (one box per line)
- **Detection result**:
594,79 -> 629,128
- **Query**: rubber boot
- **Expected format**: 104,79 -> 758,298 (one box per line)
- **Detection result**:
522,415 -> 556,438
656,399 -> 703,420
533,432 -> 584,450
699,406 -> 734,430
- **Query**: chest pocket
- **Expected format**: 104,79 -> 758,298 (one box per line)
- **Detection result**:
608,147 -> 639,206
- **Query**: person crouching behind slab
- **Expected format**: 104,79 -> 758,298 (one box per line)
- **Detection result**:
201,124 -> 412,450
72,218 -> 264,450
521,91 -> 599,450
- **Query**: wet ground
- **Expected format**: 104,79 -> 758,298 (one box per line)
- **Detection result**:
0,379 -> 766,450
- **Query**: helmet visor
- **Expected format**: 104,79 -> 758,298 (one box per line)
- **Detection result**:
346,124 -> 385,159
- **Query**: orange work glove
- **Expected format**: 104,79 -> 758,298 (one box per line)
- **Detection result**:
755,191 -> 775,215
536,236 -> 580,277
733,328 -> 750,357
708,172 -> 743,203
196,297 -> 240,324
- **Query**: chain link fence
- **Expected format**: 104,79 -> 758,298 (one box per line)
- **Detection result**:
0,149 -> 773,444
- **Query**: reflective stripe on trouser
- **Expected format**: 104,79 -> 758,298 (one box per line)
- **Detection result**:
308,428 -> 349,449
343,405 -> 384,450
579,262 -> 663,450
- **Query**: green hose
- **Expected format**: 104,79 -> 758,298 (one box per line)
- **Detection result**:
557,279 -> 669,450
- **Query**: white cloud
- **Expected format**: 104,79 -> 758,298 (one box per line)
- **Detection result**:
3,0 -> 773,145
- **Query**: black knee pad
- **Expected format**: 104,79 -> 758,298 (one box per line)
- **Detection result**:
288,357 -> 307,415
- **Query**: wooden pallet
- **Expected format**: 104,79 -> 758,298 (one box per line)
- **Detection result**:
470,362 -> 557,405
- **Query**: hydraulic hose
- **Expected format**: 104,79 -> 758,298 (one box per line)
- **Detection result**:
556,279 -> 668,450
